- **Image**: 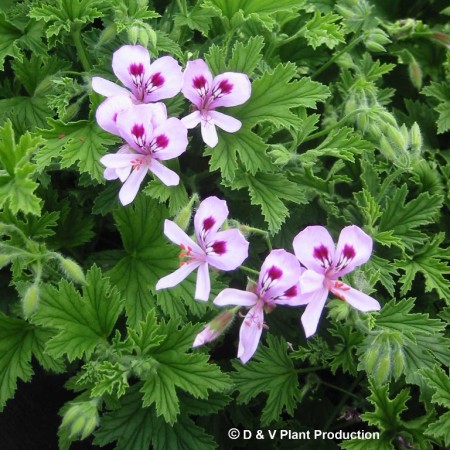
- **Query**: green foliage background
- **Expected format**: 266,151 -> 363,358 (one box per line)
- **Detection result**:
0,0 -> 449,449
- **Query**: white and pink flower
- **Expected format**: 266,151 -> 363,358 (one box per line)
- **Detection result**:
181,59 -> 251,148
98,102 -> 188,205
156,196 -> 249,301
214,250 -> 305,363
92,45 -> 183,104
293,225 -> 381,338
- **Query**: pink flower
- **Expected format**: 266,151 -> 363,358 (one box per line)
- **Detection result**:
98,102 -> 188,205
92,45 -> 183,103
181,59 -> 251,148
293,225 -> 381,338
156,196 -> 249,301
214,250 -> 305,363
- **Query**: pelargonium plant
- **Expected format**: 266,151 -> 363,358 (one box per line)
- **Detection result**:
0,1 -> 449,450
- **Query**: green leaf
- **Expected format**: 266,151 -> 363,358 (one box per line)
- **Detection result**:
36,119 -> 119,182
206,0 -> 306,29
378,184 -> 443,250
302,11 -> 345,49
94,386 -> 216,450
143,178 -> 189,216
0,120 -> 43,215
204,125 -> 273,181
232,335 -> 302,426
228,36 -> 264,75
33,265 -> 123,361
0,314 -> 34,410
395,234 -> 450,302
29,0 -> 105,46
173,4 -> 216,36
231,63 -> 329,129
229,172 -> 308,233
422,81 -> 450,134
107,195 -> 177,327
140,317 -> 229,424
0,12 -> 22,69
426,411 -> 450,447
362,382 -> 410,432
418,366 -> 450,409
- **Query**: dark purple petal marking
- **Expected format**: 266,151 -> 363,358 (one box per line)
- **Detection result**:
155,134 -> 169,149
283,285 -> 298,298
313,244 -> 332,269
211,241 -> 227,255
260,265 -> 283,297
129,63 -> 144,76
213,79 -> 233,98
203,216 -> 216,231
146,72 -> 165,94
335,244 -> 356,271
131,124 -> 146,147
267,266 -> 283,281
193,75 -> 209,98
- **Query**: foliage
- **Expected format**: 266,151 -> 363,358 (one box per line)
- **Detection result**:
0,0 -> 449,449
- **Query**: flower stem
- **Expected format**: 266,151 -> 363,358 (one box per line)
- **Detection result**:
71,25 -> 91,72
242,225 -> 273,251
296,365 -> 327,374
240,265 -> 260,276
311,34 -> 365,79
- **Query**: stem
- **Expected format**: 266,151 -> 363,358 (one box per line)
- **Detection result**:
323,374 -> 363,431
176,0 -> 187,14
300,107 -> 370,144
240,265 -> 259,276
319,380 -> 361,400
71,26 -> 91,72
296,365 -> 327,374
311,34 -> 365,79
242,225 -> 273,251
376,167 -> 407,201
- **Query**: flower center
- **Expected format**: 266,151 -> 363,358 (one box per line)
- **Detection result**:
179,244 -> 193,266
327,280 -> 351,301
130,157 -> 145,170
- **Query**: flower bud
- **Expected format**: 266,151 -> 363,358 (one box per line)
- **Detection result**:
408,60 -> 422,90
174,194 -> 199,231
431,32 -> 450,49
60,258 -> 86,284
269,145 -> 291,166
409,122 -> 422,157
128,26 -> 140,45
61,103 -> 81,122
62,400 -> 99,440
22,283 -> 40,318
193,309 -> 236,347
97,24 -> 117,47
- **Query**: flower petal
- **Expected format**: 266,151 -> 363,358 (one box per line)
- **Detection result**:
163,220 -> 203,255
200,117 -> 219,147
112,45 -> 152,101
149,159 -> 180,186
205,229 -> 249,271
300,287 -> 329,338
238,304 -> 264,364
195,262 -> 211,301
155,261 -> 200,291
193,325 -> 219,347
148,102 -> 168,128
333,225 -> 373,277
293,225 -> 335,274
96,95 -> 133,135
209,111 -> 242,133
300,269 -> 326,295
151,117 -> 188,160
115,104 -> 155,151
194,196 -> 229,243
182,59 -> 213,109
143,56 -> 183,102
118,165 -> 148,205
92,77 -> 131,98
181,111 -> 201,129
258,249 -> 303,301
103,146 -> 132,181
214,288 -> 258,307
330,282 -> 381,312
209,72 -> 252,108
100,152 -> 138,169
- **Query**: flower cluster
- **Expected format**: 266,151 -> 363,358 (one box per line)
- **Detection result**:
183,219 -> 381,363
93,45 -> 251,205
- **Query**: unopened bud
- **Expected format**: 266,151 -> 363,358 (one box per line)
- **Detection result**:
60,258 -> 86,284
408,60 -> 422,90
97,24 -> 117,47
128,26 -> 140,45
22,283 -> 40,318
409,122 -> 422,156
61,103 -> 80,122
193,309 -> 236,347
269,145 -> 291,166
174,194 -> 199,231
431,32 -> 450,49
62,400 -> 99,440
